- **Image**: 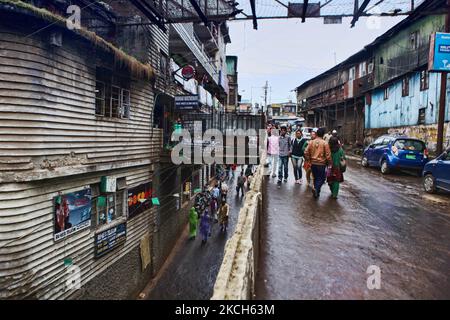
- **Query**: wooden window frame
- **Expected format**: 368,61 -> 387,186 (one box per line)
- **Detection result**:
418,108 -> 426,125
402,77 -> 410,97
95,80 -> 106,116
91,184 -> 125,227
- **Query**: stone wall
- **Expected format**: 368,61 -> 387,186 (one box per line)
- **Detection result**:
211,154 -> 266,300
364,122 -> 450,154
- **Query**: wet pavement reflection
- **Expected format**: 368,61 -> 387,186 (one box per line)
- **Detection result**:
147,170 -> 245,300
256,160 -> 450,299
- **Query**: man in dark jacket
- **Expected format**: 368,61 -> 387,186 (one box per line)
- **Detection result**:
290,129 -> 308,184
277,126 -> 292,188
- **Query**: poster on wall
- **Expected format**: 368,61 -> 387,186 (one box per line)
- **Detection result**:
127,181 -> 153,220
54,188 -> 92,241
94,222 -> 127,258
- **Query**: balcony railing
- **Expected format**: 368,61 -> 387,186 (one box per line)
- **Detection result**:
172,23 -> 219,85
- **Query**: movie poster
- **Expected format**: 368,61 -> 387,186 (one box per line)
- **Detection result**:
54,188 -> 92,241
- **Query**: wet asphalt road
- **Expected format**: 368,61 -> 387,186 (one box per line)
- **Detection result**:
147,170 -> 245,300
256,159 -> 450,300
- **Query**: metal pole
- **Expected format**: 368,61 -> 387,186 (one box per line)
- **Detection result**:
437,0 -> 450,155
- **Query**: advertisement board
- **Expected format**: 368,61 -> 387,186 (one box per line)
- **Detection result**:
94,222 -> 127,258
429,32 -> 450,72
127,181 -> 153,219
54,188 -> 92,241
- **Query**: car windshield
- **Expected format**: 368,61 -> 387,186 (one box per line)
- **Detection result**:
394,139 -> 425,152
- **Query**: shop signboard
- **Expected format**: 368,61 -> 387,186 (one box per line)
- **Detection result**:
175,95 -> 199,110
94,222 -> 127,258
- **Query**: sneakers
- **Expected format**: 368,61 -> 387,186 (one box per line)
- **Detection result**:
272,174 -> 277,178
277,181 -> 281,189
283,179 -> 288,183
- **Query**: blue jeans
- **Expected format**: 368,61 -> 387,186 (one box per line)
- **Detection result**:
311,164 -> 327,194
278,156 -> 289,181
291,157 -> 303,181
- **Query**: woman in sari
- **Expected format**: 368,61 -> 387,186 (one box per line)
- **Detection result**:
189,207 -> 198,240
327,137 -> 345,199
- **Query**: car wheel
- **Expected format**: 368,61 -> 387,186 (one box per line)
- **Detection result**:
423,174 -> 436,194
361,156 -> 369,167
380,160 -> 390,175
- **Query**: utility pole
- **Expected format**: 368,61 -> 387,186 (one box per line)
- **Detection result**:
437,0 -> 450,155
263,81 -> 269,114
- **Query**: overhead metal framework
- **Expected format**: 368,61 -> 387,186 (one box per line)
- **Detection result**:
124,0 -> 427,31
350,0 -> 372,27
234,0 -> 426,29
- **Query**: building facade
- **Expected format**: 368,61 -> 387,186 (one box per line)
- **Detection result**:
0,0 -> 230,299
297,0 -> 450,152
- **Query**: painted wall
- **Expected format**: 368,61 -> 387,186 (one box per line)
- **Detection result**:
365,72 -> 450,130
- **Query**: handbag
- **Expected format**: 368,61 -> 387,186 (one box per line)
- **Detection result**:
340,156 -> 347,173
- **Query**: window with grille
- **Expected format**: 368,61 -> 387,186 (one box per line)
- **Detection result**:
410,31 -> 419,50
95,67 -> 131,119
420,71 -> 429,91
349,67 -> 356,81
418,108 -> 426,125
91,183 -> 125,227
359,62 -> 367,78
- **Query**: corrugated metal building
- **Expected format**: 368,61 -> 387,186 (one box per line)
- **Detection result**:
0,0 -> 230,299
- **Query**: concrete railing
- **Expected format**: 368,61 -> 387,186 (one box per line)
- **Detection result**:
211,153 -> 266,300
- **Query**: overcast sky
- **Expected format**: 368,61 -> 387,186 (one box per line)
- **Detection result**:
226,16 -> 405,106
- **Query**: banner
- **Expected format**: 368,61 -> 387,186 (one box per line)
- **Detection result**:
54,188 -> 92,241
128,182 -> 153,219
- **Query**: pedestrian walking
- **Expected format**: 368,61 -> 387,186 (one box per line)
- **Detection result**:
189,207 -> 198,240
231,163 -> 237,179
290,129 -> 308,184
236,171 -> 246,197
324,130 -> 332,143
304,128 -> 332,198
267,129 -> 279,178
331,129 -> 342,146
225,165 -> 231,180
277,126 -> 292,188
327,137 -> 346,199
218,202 -> 230,233
199,209 -> 211,244
303,130 -> 316,186
221,181 -> 229,202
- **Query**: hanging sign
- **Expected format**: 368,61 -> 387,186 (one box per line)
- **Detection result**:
181,65 -> 196,80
